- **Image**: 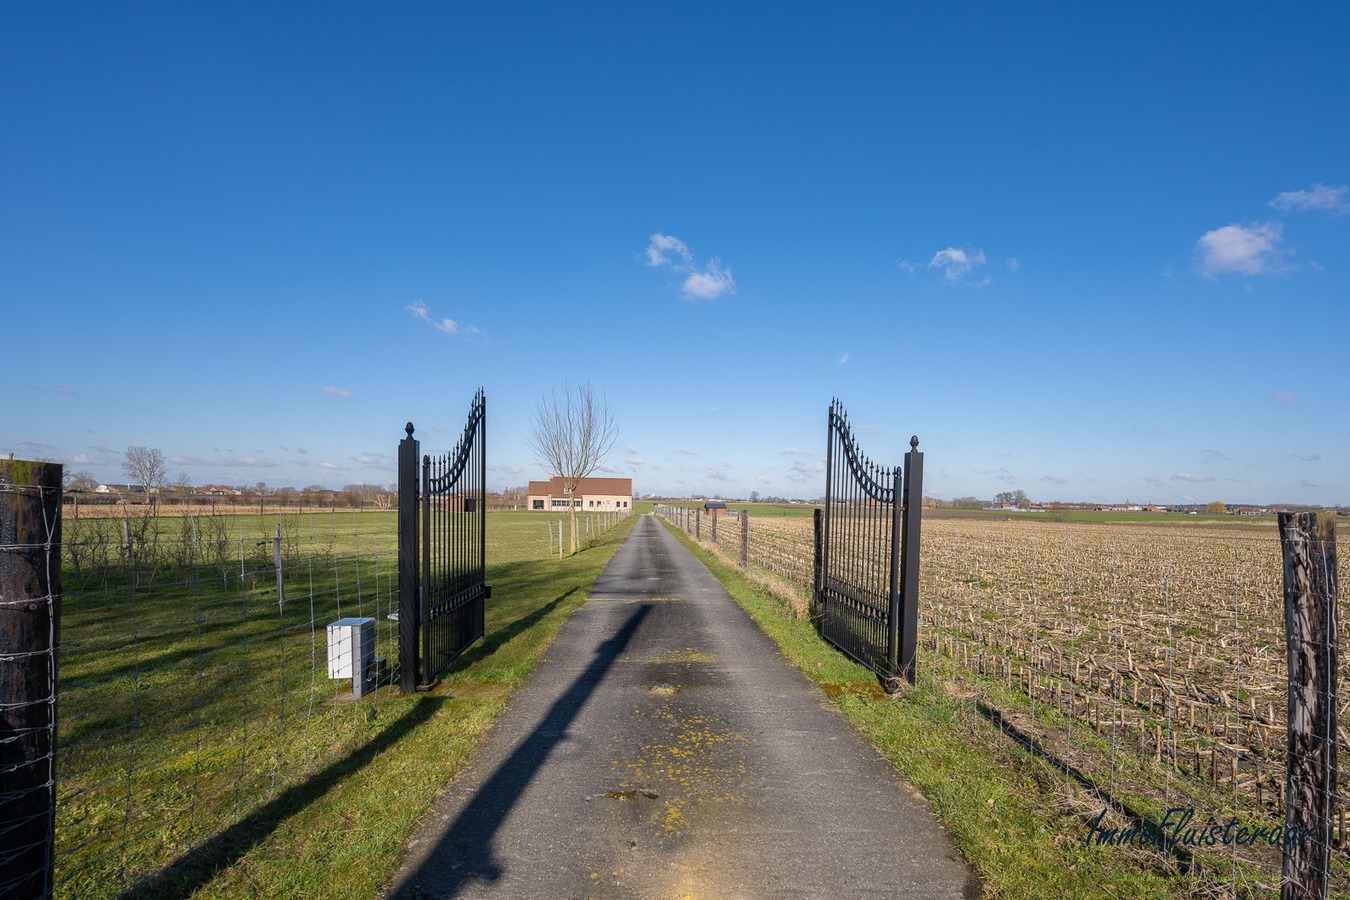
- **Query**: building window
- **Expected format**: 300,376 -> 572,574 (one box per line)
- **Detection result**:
532,499 -> 544,510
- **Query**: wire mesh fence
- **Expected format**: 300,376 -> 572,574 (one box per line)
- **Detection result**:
53,509 -> 401,898
656,504 -> 1349,897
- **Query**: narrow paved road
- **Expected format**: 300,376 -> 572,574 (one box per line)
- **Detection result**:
388,514 -> 979,899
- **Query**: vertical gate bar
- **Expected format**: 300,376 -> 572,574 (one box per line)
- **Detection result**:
819,400 -> 835,615
813,507 -> 823,598
397,424 -> 420,694
887,465 -> 903,680
479,391 -> 487,590
421,453 -> 433,688
899,436 -> 923,684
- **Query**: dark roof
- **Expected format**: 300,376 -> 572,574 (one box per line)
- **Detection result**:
704,501 -> 728,509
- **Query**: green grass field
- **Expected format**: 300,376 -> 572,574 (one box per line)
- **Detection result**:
55,509 -> 635,899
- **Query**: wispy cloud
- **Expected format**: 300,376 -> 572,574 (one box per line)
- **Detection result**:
323,386 -> 351,398
1270,390 -> 1299,405
170,454 -> 276,468
1171,472 -> 1215,483
643,233 -> 736,300
927,247 -> 989,285
1040,474 -> 1069,484
1270,183 -> 1349,215
1200,449 -> 1231,462
838,352 -> 849,365
1289,454 -> 1321,462
706,468 -> 730,482
406,300 -> 478,335
318,461 -> 341,471
354,452 -> 390,467
1194,222 -> 1284,278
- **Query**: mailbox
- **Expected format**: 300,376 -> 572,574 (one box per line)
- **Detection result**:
327,617 -> 375,680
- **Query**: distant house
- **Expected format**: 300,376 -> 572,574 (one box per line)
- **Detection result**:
703,501 -> 729,518
194,485 -> 242,496
95,483 -> 145,495
527,476 -> 632,512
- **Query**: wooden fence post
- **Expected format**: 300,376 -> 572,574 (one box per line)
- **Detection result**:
740,509 -> 749,569
1279,511 -> 1338,900
0,459 -> 62,897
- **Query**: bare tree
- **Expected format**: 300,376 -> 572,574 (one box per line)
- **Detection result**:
122,446 -> 168,512
528,382 -> 620,553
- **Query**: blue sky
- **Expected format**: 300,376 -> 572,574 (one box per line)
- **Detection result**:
4,3 -> 1348,505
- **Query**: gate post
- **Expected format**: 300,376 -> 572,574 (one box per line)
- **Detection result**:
397,424 -> 420,694
0,459 -> 62,898
897,437 -> 923,684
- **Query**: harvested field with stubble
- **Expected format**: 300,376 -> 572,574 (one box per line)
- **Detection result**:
667,506 -> 1350,896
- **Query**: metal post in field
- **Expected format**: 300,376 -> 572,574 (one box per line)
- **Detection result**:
0,459 -> 62,898
1279,511 -> 1338,900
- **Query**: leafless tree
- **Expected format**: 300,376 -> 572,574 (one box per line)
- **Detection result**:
528,382 -> 620,553
122,446 -> 168,512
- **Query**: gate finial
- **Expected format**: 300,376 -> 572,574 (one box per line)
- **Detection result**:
910,435 -> 919,450
406,422 -> 415,438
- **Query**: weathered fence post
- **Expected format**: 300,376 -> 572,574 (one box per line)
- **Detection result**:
1279,511 -> 1337,900
711,510 -> 717,544
740,509 -> 749,569
0,459 -> 62,898
272,522 -> 285,608
696,510 -> 701,540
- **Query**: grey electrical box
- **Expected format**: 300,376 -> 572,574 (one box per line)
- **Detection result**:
327,617 -> 375,680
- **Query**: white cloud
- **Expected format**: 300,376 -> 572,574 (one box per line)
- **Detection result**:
354,452 -> 390,466
682,259 -> 736,300
318,461 -> 340,470
406,300 -> 478,335
323,386 -> 351,398
1040,475 -> 1069,484
1194,222 -> 1284,278
706,468 -> 730,482
170,454 -> 276,468
1006,258 -> 1020,273
1171,472 -> 1215,483
645,233 -> 693,268
1270,390 -> 1298,405
928,247 -> 988,284
1270,184 -> 1349,215
644,233 -> 736,300
838,352 -> 849,365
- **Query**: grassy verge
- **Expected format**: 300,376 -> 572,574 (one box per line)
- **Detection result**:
663,523 -> 1202,899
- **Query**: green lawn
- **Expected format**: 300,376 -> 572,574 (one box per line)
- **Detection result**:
55,509 -> 635,899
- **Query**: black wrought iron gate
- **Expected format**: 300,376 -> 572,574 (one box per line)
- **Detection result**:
398,389 -> 489,693
814,398 -> 923,686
